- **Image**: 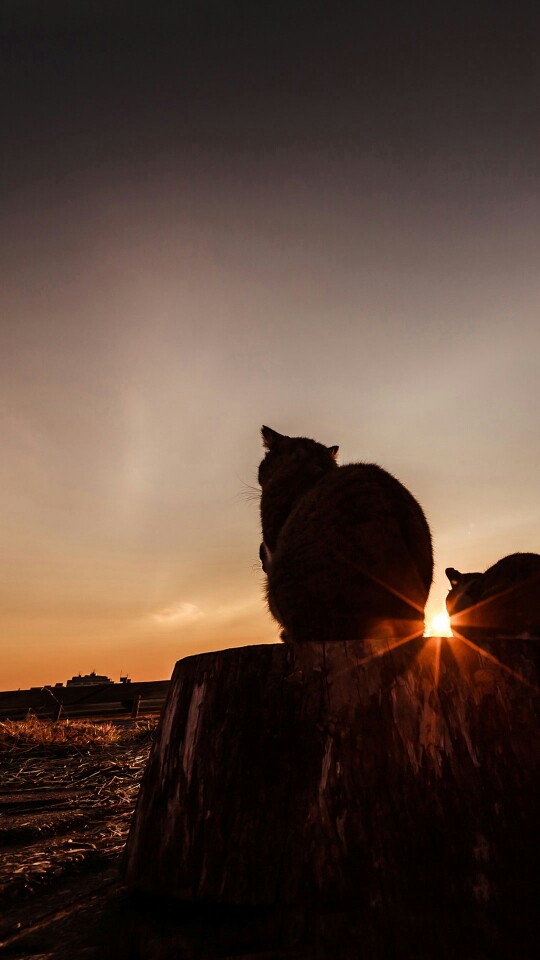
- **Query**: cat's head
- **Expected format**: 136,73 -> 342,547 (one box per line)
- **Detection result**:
258,426 -> 339,489
445,567 -> 481,616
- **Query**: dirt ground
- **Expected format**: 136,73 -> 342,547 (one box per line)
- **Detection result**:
0,726 -> 151,959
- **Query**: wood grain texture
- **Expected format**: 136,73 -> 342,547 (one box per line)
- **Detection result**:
123,635 -> 539,952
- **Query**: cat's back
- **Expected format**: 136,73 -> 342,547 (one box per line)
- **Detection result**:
481,553 -> 540,595
288,461 -> 430,542
278,460 -> 433,593
292,461 -> 425,516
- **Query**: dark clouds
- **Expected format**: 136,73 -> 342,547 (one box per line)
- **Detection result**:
3,2 -> 539,190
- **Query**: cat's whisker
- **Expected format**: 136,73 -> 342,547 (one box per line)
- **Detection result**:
234,474 -> 262,504
235,489 -> 260,503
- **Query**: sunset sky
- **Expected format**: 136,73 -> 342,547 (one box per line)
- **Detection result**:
2,2 -> 539,690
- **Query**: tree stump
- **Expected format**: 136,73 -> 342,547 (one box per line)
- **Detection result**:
123,636 -> 540,955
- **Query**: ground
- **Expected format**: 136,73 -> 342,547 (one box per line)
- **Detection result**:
0,719 -> 151,959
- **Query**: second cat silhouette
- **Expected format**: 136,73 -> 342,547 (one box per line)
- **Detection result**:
258,426 -> 433,644
446,553 -> 540,640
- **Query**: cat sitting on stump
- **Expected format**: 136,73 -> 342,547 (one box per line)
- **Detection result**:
258,426 -> 433,644
446,553 -> 540,641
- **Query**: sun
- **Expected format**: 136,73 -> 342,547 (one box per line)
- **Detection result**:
425,609 -> 453,637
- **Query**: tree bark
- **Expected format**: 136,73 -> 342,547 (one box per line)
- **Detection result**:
123,636 -> 539,953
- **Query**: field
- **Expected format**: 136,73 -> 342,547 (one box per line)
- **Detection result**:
0,717 -> 155,959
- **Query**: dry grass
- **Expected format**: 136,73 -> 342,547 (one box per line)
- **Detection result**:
0,717 -> 157,901
0,715 -> 158,751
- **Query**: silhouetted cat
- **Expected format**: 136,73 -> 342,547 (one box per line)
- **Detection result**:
446,553 -> 540,640
258,426 -> 433,643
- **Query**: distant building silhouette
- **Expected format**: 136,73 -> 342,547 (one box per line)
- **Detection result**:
28,671 -> 132,690
66,671 -> 113,686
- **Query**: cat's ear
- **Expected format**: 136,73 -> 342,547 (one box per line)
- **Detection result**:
328,445 -> 339,460
445,567 -> 462,587
261,425 -> 283,449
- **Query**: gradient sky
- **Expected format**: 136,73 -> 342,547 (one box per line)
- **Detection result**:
2,2 -> 539,690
